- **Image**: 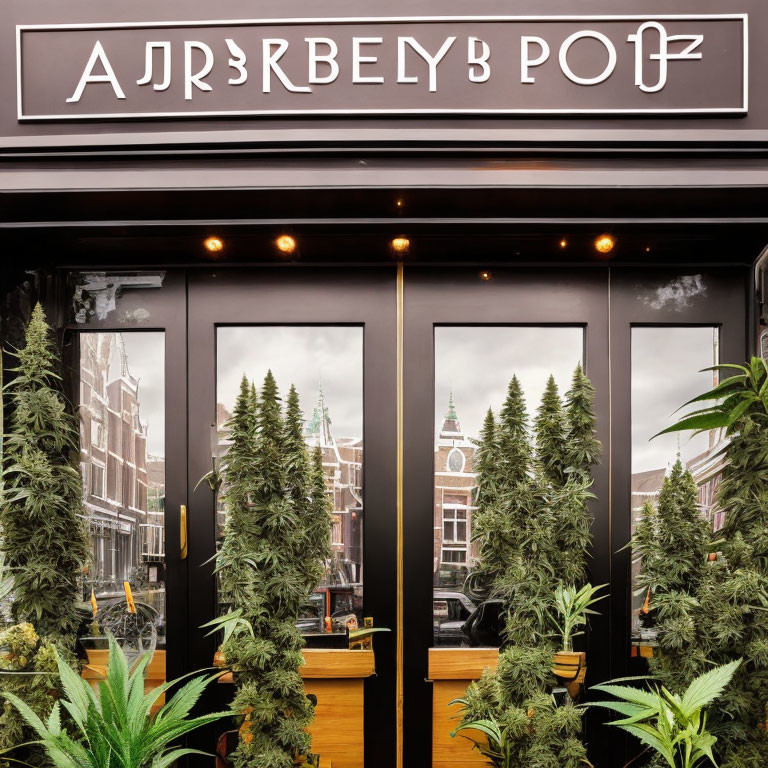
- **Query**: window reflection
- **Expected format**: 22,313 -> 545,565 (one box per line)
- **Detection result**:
79,332 -> 166,655
216,326 -> 363,636
433,326 -> 584,646
630,327 -> 721,641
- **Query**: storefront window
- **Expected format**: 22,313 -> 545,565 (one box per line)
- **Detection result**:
432,326 -> 584,646
216,326 -> 364,636
630,326 -> 720,641
78,331 -> 166,658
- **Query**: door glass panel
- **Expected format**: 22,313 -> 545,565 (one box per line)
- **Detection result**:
433,326 -> 584,646
216,326 -> 364,637
630,327 -> 720,641
78,332 -> 166,662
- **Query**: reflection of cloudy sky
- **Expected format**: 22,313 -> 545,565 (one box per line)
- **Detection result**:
632,327 -> 719,473
121,332 -> 165,457
435,327 -> 584,442
217,327 -> 363,438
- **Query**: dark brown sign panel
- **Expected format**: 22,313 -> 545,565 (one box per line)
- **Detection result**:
16,15 -> 747,121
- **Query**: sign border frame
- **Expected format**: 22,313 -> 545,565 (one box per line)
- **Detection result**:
15,14 -> 750,121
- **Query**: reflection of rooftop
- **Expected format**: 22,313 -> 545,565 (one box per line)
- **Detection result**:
631,468 -> 666,497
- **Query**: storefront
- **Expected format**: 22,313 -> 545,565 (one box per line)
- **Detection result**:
2,2 -> 768,767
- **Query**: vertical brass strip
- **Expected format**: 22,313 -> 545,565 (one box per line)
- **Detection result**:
396,261 -> 405,768
607,268 -> 612,587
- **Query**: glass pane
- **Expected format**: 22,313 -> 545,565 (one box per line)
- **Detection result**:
631,327 -> 720,641
216,326 -> 363,637
433,326 -> 584,646
79,331 -> 166,668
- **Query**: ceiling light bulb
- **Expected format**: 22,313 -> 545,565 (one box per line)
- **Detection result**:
390,236 -> 410,254
594,235 -> 615,254
204,236 -> 224,253
275,235 -> 297,254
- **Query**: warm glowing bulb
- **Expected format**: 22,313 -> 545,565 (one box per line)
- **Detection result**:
645,246 -> 651,253
594,235 -> 615,254
275,235 -> 297,254
559,239 -> 568,249
395,199 -> 405,208
390,236 -> 410,254
204,236 -> 224,253
479,270 -> 492,281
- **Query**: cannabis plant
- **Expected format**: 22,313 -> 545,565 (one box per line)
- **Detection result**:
452,647 -> 588,767
0,304 -> 91,760
647,358 -> 768,767
587,659 -> 741,768
457,365 -> 601,767
215,372 -> 331,768
1,634 -> 228,768
1,303 -> 90,638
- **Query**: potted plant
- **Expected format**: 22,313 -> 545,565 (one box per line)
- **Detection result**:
638,357 -> 768,764
446,365 -> 602,767
1,633 -> 229,768
550,583 -> 607,699
586,659 -> 741,768
210,374 -> 332,767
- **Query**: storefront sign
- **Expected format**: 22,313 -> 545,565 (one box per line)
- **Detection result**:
15,15 -> 747,121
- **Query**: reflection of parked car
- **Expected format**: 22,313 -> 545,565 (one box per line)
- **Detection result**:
433,591 -> 475,646
462,599 -> 504,648
297,586 -> 361,635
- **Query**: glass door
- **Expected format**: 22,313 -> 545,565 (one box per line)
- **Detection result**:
185,268 -> 398,767
64,269 -> 189,686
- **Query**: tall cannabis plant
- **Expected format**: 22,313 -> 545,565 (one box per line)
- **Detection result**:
0,303 -> 90,758
2,303 -> 89,637
217,372 -> 330,768
458,365 -> 601,768
651,358 -> 768,767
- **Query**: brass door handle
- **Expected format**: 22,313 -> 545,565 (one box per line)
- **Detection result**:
180,505 -> 188,560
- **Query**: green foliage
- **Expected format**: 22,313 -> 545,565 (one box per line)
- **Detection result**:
452,648 -> 588,768
1,303 -> 90,639
1,633 -> 228,768
458,365 -> 602,766
587,659 -> 742,768
638,359 -> 768,766
214,372 -> 331,768
564,363 -> 603,482
0,305 -> 91,764
550,584 -> 607,652
535,375 -> 569,486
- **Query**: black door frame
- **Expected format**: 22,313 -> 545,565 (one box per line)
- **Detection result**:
185,266 -> 399,767
402,266 -> 612,766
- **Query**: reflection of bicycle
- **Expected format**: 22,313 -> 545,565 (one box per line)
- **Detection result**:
82,599 -> 158,665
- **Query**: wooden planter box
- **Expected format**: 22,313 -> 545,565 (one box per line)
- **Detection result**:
219,648 -> 375,768
428,648 -> 499,768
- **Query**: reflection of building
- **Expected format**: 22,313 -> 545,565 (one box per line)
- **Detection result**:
433,395 -> 477,588
79,334 -> 164,596
305,389 -> 363,585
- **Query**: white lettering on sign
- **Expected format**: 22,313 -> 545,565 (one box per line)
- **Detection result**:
137,42 -> 171,91
520,36 -> 550,84
306,37 -> 339,84
352,37 -> 384,84
397,36 -> 456,93
184,41 -> 214,99
628,21 -> 703,93
262,39 -> 312,93
225,38 -> 247,86
467,37 -> 490,83
559,31 -> 617,86
43,17 -> 741,118
66,40 -> 125,103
